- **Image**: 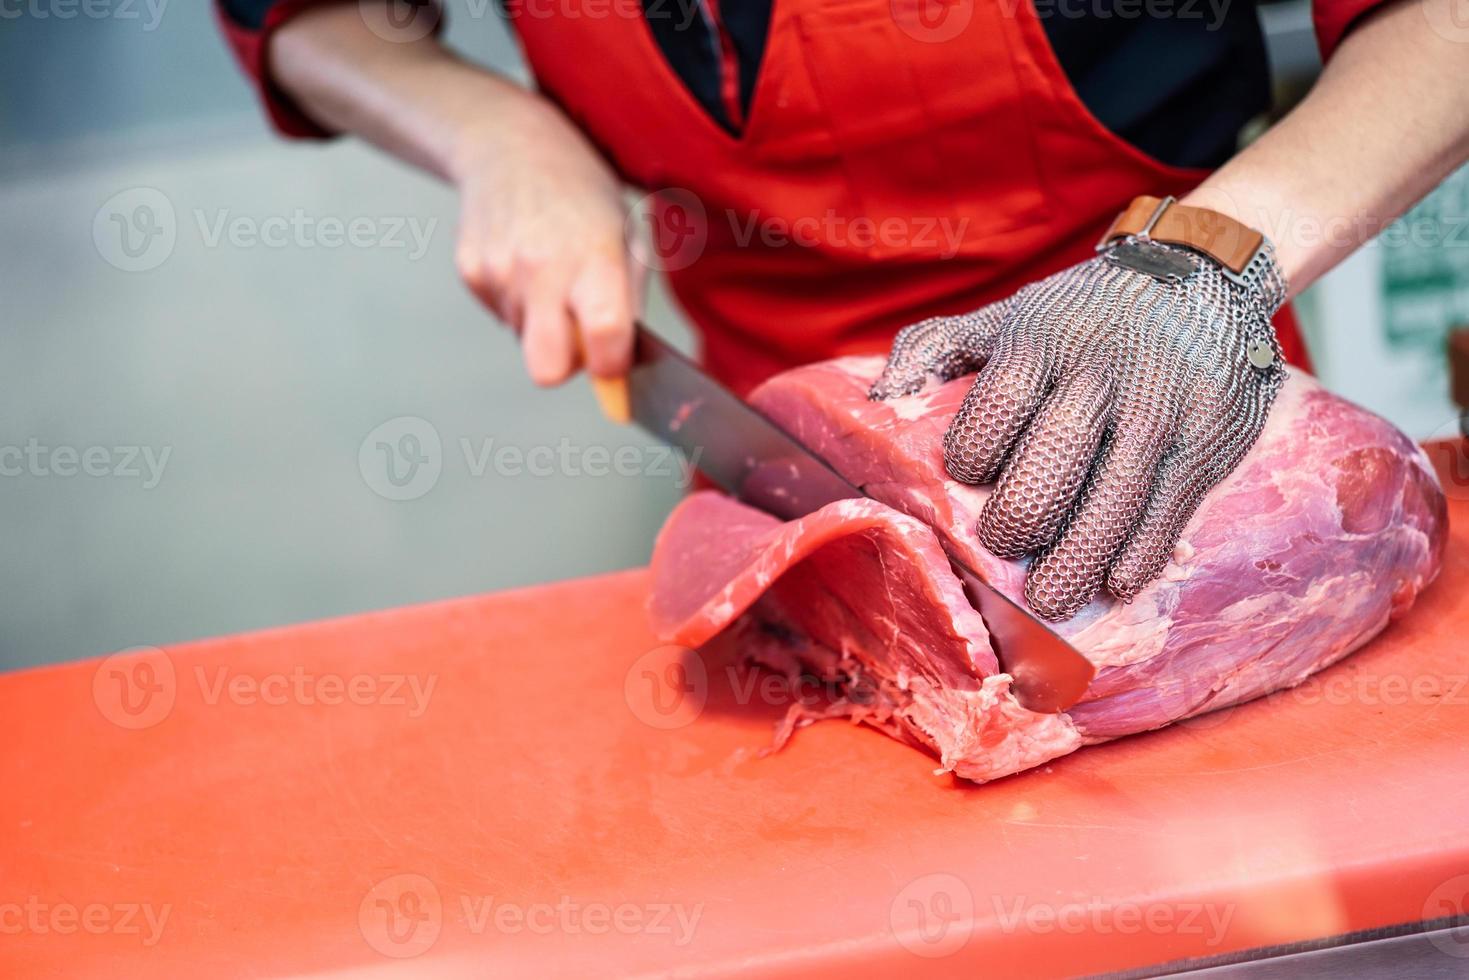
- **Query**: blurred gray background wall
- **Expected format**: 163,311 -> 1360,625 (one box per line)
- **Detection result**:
1,1 -> 1464,671
0,2 -> 694,670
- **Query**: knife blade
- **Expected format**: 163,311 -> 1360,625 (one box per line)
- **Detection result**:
618,323 -> 1096,714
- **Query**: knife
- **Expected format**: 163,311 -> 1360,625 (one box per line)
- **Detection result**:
588,323 -> 1096,714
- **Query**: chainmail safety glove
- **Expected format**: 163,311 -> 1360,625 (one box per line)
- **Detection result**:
869,235 -> 1288,621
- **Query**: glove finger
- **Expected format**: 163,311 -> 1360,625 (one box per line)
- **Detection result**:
978,360 -> 1113,558
1105,391 -> 1272,600
942,328 -> 1051,485
1103,449 -> 1216,601
1022,426 -> 1170,620
869,297 -> 1012,400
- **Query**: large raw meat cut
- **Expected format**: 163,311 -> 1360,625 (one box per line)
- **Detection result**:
648,357 -> 1448,781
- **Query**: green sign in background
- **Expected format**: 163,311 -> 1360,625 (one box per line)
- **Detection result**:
1383,165 -> 1469,354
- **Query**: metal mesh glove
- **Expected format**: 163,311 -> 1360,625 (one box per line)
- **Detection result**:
870,236 -> 1288,621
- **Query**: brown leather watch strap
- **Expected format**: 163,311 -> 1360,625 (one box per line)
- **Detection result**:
1099,195 -> 1265,276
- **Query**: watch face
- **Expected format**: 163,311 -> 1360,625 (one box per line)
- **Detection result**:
1107,239 -> 1200,283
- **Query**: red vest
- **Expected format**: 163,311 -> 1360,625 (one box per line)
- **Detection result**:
511,0 -> 1310,396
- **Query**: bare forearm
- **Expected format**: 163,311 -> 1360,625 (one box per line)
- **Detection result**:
1183,0 -> 1469,293
270,4 -> 555,181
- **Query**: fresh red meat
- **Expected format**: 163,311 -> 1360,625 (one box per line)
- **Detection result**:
648,357 -> 1448,781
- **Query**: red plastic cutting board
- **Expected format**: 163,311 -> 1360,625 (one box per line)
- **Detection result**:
4,447 -> 1469,979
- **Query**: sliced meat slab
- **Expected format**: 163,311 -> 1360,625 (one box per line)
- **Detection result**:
649,358 -> 1448,781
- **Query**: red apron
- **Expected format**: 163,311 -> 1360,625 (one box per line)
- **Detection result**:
510,0 -> 1309,396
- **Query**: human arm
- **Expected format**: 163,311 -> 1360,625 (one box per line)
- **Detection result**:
266,2 -> 636,383
872,0 -> 1469,618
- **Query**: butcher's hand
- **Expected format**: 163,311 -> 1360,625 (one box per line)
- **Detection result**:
869,237 -> 1288,621
451,104 -> 637,385
271,3 -> 637,386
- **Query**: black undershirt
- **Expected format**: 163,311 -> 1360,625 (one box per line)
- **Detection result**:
223,0 -> 1273,169
1041,5 -> 1272,169
635,0 -> 1272,168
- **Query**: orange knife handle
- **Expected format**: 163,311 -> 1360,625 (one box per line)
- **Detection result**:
589,375 -> 631,424
574,332 -> 632,424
